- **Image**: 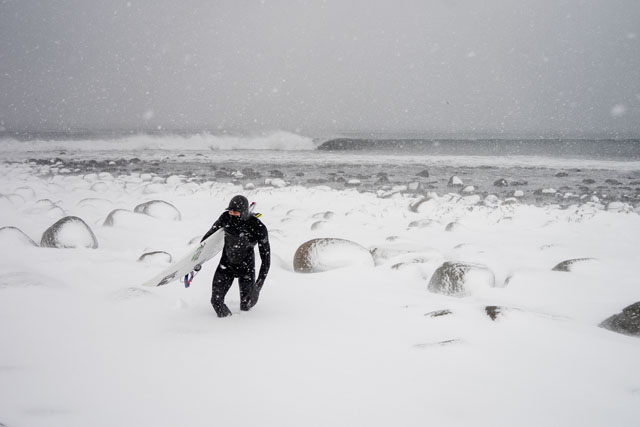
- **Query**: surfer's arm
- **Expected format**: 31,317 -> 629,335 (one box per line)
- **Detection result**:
200,213 -> 226,242
256,227 -> 270,287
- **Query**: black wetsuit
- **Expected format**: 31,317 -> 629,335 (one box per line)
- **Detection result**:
201,212 -> 270,316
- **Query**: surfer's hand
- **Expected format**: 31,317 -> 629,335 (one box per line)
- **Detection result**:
194,264 -> 202,272
255,279 -> 264,290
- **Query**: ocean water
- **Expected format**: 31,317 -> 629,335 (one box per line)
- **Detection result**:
1,131 -> 639,206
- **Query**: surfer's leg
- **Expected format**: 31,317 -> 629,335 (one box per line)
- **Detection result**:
211,264 -> 234,317
238,272 -> 256,311
238,255 -> 256,311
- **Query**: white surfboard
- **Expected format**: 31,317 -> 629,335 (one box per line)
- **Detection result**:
141,229 -> 225,287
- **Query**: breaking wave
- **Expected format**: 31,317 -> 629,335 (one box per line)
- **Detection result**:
0,131 -> 316,152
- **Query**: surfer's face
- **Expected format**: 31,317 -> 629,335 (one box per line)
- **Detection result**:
229,210 -> 241,217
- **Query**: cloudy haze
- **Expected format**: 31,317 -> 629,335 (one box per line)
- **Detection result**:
1,0 -> 639,136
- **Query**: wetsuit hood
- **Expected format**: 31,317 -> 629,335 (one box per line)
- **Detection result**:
227,195 -> 250,220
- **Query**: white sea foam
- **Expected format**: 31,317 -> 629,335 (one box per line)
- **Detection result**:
0,130 -> 316,152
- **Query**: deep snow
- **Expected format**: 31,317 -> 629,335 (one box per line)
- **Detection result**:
1,159 -> 640,427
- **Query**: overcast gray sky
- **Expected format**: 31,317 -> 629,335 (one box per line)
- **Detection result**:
1,0 -> 639,136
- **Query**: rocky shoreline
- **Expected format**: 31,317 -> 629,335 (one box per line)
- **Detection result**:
6,153 -> 640,210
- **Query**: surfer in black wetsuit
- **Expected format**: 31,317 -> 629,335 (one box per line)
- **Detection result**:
201,195 -> 270,318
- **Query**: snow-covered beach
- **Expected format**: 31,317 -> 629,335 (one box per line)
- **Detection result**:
1,137 -> 639,426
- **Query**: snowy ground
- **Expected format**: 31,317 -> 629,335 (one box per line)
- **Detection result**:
1,159 -> 640,427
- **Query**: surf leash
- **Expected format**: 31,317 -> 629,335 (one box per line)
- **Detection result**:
183,264 -> 202,288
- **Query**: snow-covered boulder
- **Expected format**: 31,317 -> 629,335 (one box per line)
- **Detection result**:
293,238 -> 374,273
599,302 -> 640,337
40,216 -> 98,249
5,193 -> 25,205
0,194 -> 11,208
143,183 -> 167,194
104,209 -> 134,227
445,222 -> 463,232
98,172 -> 114,181
311,220 -> 329,231
138,251 -> 173,264
551,258 -> 596,272
371,243 -> 424,264
134,200 -> 182,221
461,185 -> 475,194
265,178 -> 287,188
606,202 -> 632,213
483,195 -> 500,208
408,194 -> 438,213
408,219 -> 439,229
0,226 -> 38,248
90,182 -> 110,193
14,186 -> 36,200
461,194 -> 481,205
166,175 -> 185,185
427,261 -> 495,297
312,211 -> 335,220
76,198 -> 113,210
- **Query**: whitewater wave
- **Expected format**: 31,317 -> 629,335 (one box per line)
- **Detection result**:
0,131 -> 316,152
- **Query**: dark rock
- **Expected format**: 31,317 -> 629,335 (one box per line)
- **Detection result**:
448,176 -> 463,187
582,179 -> 596,185
215,170 -> 230,178
40,216 -> 98,249
605,179 -> 622,185
510,180 -> 528,186
425,309 -> 452,318
416,169 -> 430,178
551,258 -> 596,272
375,175 -> 390,185
485,306 -> 503,321
242,168 -> 261,179
269,170 -> 285,178
427,261 -> 494,297
493,178 -> 508,187
555,172 -> 569,177
295,172 -> 305,177
599,302 -> 640,337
